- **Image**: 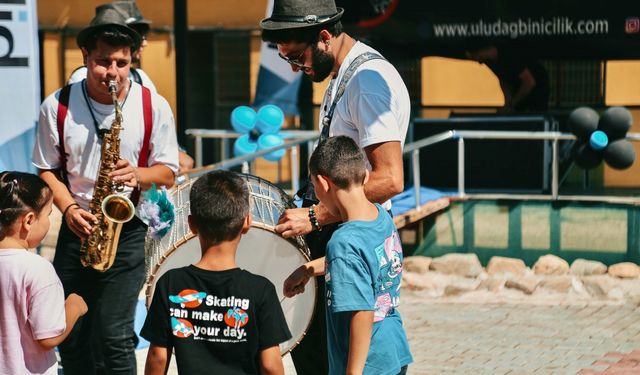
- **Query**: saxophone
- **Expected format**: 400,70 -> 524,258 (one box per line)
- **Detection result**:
80,80 -> 135,272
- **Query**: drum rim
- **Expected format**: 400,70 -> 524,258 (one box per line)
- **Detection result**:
145,227 -> 318,355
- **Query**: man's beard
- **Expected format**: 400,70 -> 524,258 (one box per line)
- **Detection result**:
310,44 -> 335,82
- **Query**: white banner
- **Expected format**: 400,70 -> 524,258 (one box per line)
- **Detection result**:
0,0 -> 39,172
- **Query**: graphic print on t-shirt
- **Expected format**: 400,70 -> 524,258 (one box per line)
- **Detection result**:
168,289 -> 251,343
372,230 -> 403,322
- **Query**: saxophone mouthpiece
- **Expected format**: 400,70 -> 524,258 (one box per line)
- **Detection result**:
108,80 -> 118,94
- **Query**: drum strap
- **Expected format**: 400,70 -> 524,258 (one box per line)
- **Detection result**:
302,51 -> 386,203
56,83 -> 153,206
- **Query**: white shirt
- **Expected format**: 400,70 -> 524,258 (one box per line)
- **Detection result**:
319,41 -> 411,209
68,66 -> 158,93
33,80 -> 179,209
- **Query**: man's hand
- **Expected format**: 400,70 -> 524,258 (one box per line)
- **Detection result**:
283,264 -> 312,298
178,151 -> 194,174
109,159 -> 139,188
64,204 -> 96,239
275,207 -> 313,238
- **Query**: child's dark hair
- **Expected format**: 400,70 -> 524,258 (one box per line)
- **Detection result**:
0,171 -> 53,238
262,21 -> 343,45
84,26 -> 139,53
309,136 -> 367,189
189,170 -> 250,245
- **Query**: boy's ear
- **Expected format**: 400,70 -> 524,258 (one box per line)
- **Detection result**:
187,215 -> 198,235
241,214 -> 252,234
363,169 -> 370,185
316,174 -> 331,193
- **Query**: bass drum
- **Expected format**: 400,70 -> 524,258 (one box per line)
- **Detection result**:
145,173 -> 316,354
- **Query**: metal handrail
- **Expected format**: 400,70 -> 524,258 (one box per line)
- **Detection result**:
185,128 -> 319,168
403,130 -> 640,208
185,131 -> 320,194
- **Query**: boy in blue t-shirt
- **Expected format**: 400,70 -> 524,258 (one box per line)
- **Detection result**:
284,136 -> 413,375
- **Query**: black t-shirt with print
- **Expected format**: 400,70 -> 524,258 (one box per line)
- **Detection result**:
141,266 -> 292,375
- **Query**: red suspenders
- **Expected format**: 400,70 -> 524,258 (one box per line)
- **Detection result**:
56,84 -> 153,205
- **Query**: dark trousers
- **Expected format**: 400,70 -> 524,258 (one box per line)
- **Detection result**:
290,219 -> 339,375
53,217 -> 147,375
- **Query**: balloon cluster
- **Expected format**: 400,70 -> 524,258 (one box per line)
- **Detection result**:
231,105 -> 286,162
568,106 -> 636,170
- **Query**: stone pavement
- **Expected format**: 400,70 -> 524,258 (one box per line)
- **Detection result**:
130,291 -> 640,374
399,291 -> 640,375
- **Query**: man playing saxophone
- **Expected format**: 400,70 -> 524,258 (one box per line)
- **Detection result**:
32,6 -> 179,374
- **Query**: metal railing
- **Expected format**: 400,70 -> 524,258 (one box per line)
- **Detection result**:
185,129 -> 320,194
186,126 -> 640,215
404,130 -> 640,209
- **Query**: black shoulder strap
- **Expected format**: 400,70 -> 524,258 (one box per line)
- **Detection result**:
130,68 -> 143,85
319,52 -> 385,141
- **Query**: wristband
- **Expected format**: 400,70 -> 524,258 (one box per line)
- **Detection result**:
308,204 -> 322,232
63,203 -> 80,219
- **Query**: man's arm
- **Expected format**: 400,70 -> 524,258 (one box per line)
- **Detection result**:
144,344 -> 172,375
509,68 -> 536,109
38,169 -> 96,238
276,140 -> 404,238
347,310 -> 374,375
259,345 -> 285,375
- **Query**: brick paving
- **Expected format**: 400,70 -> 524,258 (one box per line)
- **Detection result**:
130,291 -> 640,374
399,291 -> 640,375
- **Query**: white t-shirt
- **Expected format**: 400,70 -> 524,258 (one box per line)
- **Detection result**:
319,41 -> 411,209
0,249 -> 66,375
68,66 -> 158,93
33,80 -> 179,209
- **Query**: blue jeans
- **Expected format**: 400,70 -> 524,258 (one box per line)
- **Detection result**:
53,217 -> 147,375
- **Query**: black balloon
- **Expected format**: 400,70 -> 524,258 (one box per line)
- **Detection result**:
598,107 -> 633,141
568,107 -> 599,141
572,142 -> 602,169
604,139 -> 636,170
567,106 -> 635,170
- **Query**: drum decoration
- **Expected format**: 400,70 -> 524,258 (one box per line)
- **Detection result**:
232,105 -> 286,162
145,173 -> 316,354
568,106 -> 636,170
139,184 -> 175,240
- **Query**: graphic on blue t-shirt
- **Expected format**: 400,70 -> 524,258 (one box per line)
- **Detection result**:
171,316 -> 194,338
372,230 -> 403,322
169,289 -> 207,308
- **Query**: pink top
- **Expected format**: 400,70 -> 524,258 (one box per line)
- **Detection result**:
0,249 -> 66,375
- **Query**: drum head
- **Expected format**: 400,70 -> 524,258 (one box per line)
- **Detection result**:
146,228 -> 316,354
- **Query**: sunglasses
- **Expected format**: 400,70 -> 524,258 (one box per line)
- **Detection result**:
278,45 -> 312,72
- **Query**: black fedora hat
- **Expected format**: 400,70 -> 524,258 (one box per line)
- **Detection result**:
260,0 -> 344,30
76,5 -> 142,50
112,0 -> 152,26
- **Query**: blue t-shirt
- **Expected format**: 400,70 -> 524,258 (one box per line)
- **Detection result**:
325,204 -> 413,375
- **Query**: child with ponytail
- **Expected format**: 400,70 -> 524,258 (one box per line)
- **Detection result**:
0,171 -> 87,375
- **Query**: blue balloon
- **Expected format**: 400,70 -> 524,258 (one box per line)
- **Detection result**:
256,105 -> 284,134
589,130 -> 608,151
231,106 -> 257,133
258,134 -> 285,161
233,134 -> 258,157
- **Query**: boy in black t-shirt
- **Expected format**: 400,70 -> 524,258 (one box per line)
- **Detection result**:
141,171 -> 291,375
